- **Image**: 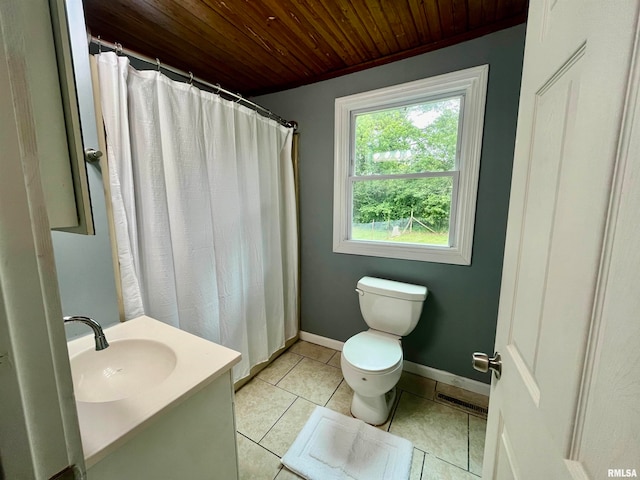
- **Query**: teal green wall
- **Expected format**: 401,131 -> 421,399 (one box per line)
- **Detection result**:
256,25 -> 526,383
52,160 -> 120,339
52,164 -> 120,338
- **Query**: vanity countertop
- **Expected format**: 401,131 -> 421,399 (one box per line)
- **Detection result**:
67,315 -> 241,467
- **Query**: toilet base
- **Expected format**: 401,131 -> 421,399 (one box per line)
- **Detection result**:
350,387 -> 397,425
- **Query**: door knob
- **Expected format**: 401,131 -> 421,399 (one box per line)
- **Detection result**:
85,148 -> 103,163
472,352 -> 502,379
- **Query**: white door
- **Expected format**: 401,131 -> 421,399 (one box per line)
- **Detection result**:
482,1 -> 640,478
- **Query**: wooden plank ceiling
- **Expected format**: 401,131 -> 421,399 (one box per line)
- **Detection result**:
83,0 -> 528,97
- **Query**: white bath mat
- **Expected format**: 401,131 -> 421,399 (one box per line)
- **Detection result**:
281,406 -> 413,480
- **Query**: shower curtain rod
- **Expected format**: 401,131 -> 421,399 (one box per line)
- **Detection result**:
89,36 -> 297,130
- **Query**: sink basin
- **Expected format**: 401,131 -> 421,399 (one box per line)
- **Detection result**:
67,316 -> 242,465
70,339 -> 177,403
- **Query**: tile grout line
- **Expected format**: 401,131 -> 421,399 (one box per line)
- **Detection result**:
272,354 -> 304,387
240,430 -> 276,458
298,354 -> 340,367
273,381 -> 328,406
239,430 -> 281,460
291,342 -> 338,365
468,412 -> 471,472
326,350 -> 341,366
256,391 -> 300,445
262,442 -> 286,461
323,378 -> 345,408
391,388 -> 473,472
431,453 -> 477,475
325,351 -> 336,364
274,353 -> 343,406
386,389 -> 403,432
240,429 -> 286,468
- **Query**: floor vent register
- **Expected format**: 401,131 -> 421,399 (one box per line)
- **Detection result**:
435,392 -> 488,418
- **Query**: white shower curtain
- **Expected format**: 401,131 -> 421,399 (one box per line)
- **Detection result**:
96,52 -> 298,381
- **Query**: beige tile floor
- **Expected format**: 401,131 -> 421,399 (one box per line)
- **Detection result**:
235,340 -> 487,480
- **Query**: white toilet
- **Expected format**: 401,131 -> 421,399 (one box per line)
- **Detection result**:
341,276 -> 428,425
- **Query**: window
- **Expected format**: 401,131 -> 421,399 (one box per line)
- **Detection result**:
333,65 -> 488,265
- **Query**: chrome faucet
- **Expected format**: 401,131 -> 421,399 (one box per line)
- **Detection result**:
64,316 -> 109,350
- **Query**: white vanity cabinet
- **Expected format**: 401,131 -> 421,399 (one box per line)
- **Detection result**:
86,372 -> 239,480
67,316 -> 242,480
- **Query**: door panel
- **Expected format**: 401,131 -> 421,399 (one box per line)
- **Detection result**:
510,50 -> 582,374
495,420 -> 518,480
483,1 -> 640,478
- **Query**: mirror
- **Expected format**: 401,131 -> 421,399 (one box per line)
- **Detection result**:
46,0 -> 99,234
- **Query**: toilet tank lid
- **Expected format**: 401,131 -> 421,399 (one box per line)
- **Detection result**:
357,276 -> 428,301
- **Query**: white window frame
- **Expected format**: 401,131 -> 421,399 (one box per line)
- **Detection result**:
333,65 -> 489,265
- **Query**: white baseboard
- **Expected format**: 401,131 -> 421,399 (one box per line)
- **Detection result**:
402,361 -> 490,396
299,331 -> 345,351
299,330 -> 490,397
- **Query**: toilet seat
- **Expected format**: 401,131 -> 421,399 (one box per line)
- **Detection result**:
342,331 -> 402,374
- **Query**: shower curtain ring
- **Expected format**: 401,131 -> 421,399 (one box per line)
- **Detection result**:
215,83 -> 221,94
97,35 -> 102,53
235,93 -> 243,103
189,72 -> 194,85
156,58 -> 161,72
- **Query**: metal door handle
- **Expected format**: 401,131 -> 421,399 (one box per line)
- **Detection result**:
472,352 -> 502,379
85,148 -> 103,163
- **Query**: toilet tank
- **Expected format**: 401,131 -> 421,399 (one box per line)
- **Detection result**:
356,277 -> 428,336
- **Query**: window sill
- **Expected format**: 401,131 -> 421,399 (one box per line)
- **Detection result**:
333,238 -> 472,265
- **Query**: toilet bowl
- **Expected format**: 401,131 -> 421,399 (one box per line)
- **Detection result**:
341,330 -> 403,425
341,277 -> 427,425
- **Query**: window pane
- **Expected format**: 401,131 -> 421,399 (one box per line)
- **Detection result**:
353,97 -> 461,176
351,176 -> 453,246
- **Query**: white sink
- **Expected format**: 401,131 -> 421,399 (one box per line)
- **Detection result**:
67,316 -> 241,465
70,338 -> 177,403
